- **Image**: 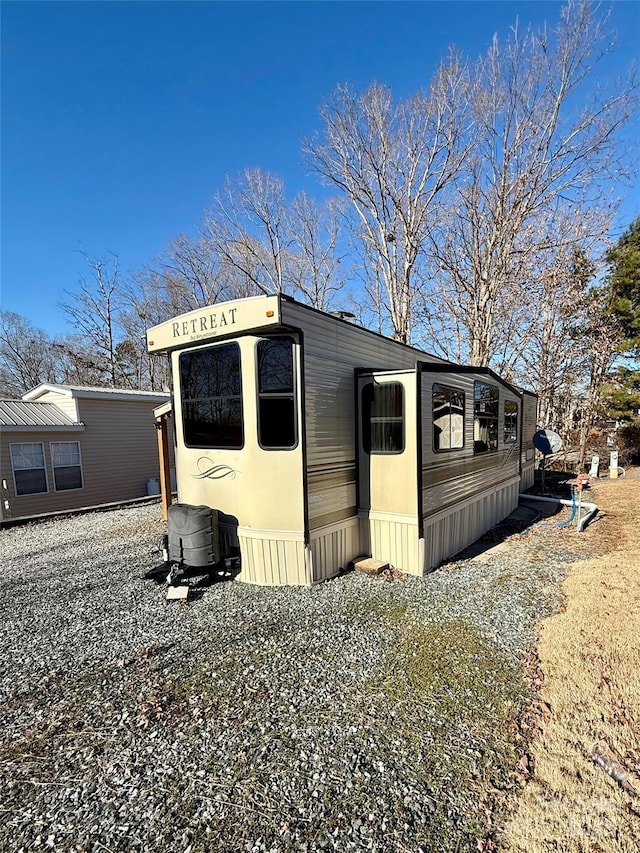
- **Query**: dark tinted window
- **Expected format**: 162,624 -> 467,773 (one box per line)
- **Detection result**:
362,382 -> 404,454
474,381 -> 499,453
504,400 -> 518,443
180,344 -> 243,448
51,441 -> 83,490
257,338 -> 297,449
10,443 -> 47,495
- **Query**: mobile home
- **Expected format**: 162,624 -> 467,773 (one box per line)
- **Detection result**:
0,385 -> 169,523
147,294 -> 536,585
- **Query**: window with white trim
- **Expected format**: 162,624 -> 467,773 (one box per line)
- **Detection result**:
50,441 -> 83,491
10,442 -> 47,495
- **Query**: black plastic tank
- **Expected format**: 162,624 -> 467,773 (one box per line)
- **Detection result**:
167,504 -> 220,567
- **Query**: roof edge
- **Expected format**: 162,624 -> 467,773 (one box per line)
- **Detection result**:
23,384 -> 170,404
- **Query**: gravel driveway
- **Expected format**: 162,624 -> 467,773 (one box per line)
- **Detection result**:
0,502 -> 585,853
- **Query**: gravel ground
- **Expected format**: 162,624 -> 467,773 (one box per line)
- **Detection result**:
0,502 -> 588,853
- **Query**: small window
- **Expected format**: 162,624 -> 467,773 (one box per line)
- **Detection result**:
474,382 -> 499,453
257,337 -> 297,449
362,382 -> 404,454
10,442 -> 47,495
503,400 -> 518,444
51,441 -> 83,491
433,384 -> 465,451
180,343 -> 243,448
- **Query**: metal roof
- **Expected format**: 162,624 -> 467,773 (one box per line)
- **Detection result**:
0,400 -> 84,431
23,384 -> 169,403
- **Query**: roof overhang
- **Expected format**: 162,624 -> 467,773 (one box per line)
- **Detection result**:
23,384 -> 170,404
4,424 -> 85,433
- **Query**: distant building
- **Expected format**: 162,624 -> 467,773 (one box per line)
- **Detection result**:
0,384 -> 169,523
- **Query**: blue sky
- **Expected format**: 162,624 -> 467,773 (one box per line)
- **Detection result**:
2,0 -> 639,337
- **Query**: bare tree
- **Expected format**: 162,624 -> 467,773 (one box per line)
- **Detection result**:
204,168 -> 291,297
202,167 -> 348,309
289,193 -> 346,310
0,311 -> 60,397
60,252 -> 131,387
427,0 -> 638,366
305,57 -> 472,343
515,248 -> 593,433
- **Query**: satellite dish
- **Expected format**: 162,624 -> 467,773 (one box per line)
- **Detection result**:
533,429 -> 562,455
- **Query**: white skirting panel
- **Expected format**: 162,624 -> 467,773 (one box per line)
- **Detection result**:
421,477 -> 520,573
360,512 -> 420,576
237,527 -> 311,586
309,516 -> 361,584
521,463 -> 535,491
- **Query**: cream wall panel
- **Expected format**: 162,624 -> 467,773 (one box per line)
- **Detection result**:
172,336 -> 305,536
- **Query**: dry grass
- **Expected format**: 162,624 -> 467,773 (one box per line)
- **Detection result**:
501,475 -> 640,852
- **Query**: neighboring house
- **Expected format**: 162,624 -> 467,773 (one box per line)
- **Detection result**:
0,385 -> 169,523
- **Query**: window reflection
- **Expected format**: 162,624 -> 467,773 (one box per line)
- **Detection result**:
180,344 -> 243,448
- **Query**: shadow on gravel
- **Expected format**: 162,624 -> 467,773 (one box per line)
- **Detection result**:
455,498 -> 564,563
143,561 -> 240,598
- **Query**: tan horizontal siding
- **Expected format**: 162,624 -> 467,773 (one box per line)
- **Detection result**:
521,394 -> 538,469
1,398 -> 162,521
290,302 -> 442,474
76,398 -> 162,506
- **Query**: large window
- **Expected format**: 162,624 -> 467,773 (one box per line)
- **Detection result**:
51,441 -> 83,491
503,400 -> 519,444
257,337 -> 297,449
362,382 -> 404,454
474,382 -> 499,453
433,384 -> 465,451
180,343 -> 243,448
10,443 -> 47,495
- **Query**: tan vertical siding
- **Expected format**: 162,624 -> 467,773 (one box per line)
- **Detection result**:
309,517 -> 361,582
238,529 -> 310,586
364,513 -> 420,574
422,478 -> 520,571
